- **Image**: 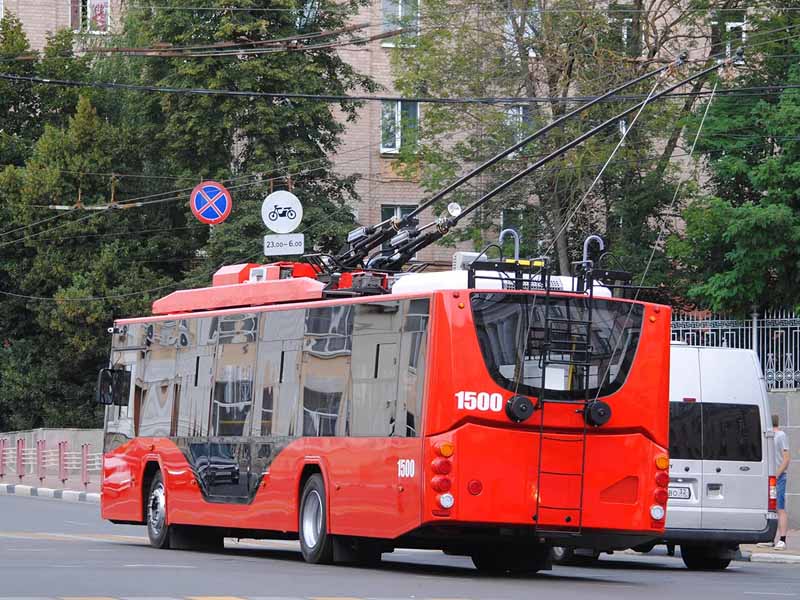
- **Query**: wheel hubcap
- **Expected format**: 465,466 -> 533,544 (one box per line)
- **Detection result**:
301,490 -> 323,549
148,482 -> 166,537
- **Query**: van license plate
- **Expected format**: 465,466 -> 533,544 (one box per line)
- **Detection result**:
668,486 -> 691,499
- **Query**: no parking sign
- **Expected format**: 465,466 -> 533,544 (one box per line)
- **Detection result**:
190,181 -> 232,225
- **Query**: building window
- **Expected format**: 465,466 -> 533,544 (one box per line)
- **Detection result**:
71,0 -> 110,33
382,0 -> 419,32
505,104 -> 533,150
381,204 -> 417,254
725,21 -> 746,59
381,204 -> 416,223
381,100 -> 419,154
504,6 -> 539,60
382,0 -> 419,46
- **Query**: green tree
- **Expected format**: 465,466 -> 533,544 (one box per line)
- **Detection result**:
670,7 -> 800,312
390,0 -> 746,276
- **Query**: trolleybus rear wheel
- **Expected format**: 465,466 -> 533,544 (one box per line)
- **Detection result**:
146,471 -> 171,549
471,545 -> 548,575
299,474 -> 334,564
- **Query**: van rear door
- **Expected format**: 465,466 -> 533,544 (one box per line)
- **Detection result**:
699,349 -> 768,531
667,346 -> 703,530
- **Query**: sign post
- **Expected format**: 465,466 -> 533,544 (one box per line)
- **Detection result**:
262,190 -> 304,255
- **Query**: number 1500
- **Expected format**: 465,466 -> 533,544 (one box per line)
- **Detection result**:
455,391 -> 503,412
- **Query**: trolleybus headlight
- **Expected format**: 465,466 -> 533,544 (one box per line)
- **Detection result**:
431,476 -> 452,493
650,504 -> 666,520
654,488 -> 669,505
439,493 -> 455,509
431,457 -> 452,475
655,471 -> 670,487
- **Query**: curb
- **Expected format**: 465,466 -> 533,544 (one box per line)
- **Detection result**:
748,552 -> 800,564
0,483 -> 100,504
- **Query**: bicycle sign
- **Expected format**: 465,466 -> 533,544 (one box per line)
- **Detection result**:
262,190 -> 302,233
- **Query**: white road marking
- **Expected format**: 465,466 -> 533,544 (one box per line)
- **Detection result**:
743,593 -> 798,597
123,564 -> 197,569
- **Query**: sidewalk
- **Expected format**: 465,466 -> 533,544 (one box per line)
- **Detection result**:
741,529 -> 800,564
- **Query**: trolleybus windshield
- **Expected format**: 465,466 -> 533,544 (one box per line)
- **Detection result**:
470,292 -> 644,400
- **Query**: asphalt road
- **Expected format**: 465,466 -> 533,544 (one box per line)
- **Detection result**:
0,495 -> 797,600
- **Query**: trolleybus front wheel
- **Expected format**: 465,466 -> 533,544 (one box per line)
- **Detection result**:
299,474 -> 334,564
146,471 -> 171,549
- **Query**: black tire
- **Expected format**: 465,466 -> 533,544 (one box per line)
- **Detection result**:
299,474 -> 334,564
632,542 -> 657,554
551,546 -> 599,566
471,545 -> 549,575
680,545 -> 732,571
551,546 -> 574,564
146,471 -> 171,549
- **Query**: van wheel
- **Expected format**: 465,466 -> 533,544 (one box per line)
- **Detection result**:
146,471 -> 170,549
680,545 -> 731,570
632,542 -> 657,554
551,546 -> 599,566
299,474 -> 334,564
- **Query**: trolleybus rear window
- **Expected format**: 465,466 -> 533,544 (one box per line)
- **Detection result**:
470,293 -> 644,400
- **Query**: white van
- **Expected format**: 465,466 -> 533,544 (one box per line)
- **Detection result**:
554,344 -> 778,570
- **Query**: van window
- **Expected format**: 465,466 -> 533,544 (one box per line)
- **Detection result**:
669,402 -> 702,460
703,403 -> 762,462
669,401 -> 762,462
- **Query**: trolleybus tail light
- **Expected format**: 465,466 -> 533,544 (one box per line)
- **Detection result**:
654,488 -> 668,505
467,479 -> 483,496
649,504 -> 666,521
438,493 -> 455,509
655,471 -> 670,487
431,457 -> 452,475
431,476 -> 452,493
655,454 -> 669,470
435,441 -> 455,457
769,475 -> 777,511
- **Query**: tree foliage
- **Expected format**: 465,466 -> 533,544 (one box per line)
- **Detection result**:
390,0 -> 748,277
0,1 -> 373,430
669,7 -> 800,313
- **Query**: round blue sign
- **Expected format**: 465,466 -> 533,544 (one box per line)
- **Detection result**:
190,181 -> 232,225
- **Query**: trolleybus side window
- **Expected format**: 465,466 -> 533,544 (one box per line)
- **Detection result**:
302,306 -> 353,436
138,321 -> 179,437
258,310 -> 304,437
350,302 -> 401,436
211,314 -> 257,437
470,294 -> 643,400
400,298 -> 430,437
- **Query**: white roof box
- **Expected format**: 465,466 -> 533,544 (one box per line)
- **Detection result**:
391,269 -> 612,297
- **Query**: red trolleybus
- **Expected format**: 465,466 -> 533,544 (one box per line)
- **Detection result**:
98,257 -> 670,573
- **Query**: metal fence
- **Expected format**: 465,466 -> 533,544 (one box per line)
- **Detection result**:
0,438 -> 102,486
671,309 -> 800,391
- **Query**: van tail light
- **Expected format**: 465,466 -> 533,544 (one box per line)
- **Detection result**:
769,476 -> 777,511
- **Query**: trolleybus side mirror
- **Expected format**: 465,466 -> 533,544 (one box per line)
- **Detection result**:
96,369 -> 114,405
96,368 -> 131,406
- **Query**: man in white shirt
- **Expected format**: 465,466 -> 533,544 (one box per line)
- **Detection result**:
762,414 -> 791,550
